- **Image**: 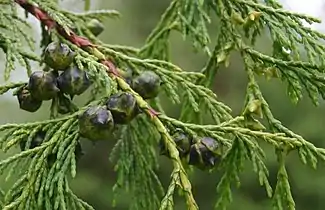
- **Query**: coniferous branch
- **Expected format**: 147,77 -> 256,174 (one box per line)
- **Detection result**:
14,3 -> 237,209
1,0 -> 325,209
0,117 -> 81,210
116,78 -> 199,210
204,1 -> 325,208
242,54 -> 325,165
140,0 -> 211,60
0,82 -> 26,95
219,0 -> 325,106
97,47 -> 233,123
214,137 -> 245,210
159,115 -> 304,149
6,0 -> 199,209
0,1 -> 40,80
273,149 -> 296,210
142,0 -> 325,209
110,117 -> 164,210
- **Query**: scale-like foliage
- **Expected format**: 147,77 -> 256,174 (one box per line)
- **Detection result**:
1,0 -> 325,209
110,116 -> 164,210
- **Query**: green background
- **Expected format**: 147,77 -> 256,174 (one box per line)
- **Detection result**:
1,0 -> 325,209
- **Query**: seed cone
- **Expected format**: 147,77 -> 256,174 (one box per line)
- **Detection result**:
28,71 -> 60,101
86,19 -> 104,36
57,66 -> 91,98
188,137 -> 221,170
16,85 -> 42,112
160,129 -> 192,158
44,42 -> 75,70
131,71 -> 161,99
78,105 -> 115,141
106,92 -> 139,124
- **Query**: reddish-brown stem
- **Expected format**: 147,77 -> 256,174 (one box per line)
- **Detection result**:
15,0 -> 92,47
148,108 -> 159,118
101,60 -> 120,77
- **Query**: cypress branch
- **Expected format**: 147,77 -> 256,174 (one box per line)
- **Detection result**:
0,0 -> 325,209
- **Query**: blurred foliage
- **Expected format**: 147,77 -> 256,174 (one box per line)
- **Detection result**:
1,0 -> 325,210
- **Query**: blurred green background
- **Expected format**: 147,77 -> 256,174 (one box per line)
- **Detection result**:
1,0 -> 325,209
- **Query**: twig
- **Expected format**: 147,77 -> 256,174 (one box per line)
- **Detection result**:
0,82 -> 26,95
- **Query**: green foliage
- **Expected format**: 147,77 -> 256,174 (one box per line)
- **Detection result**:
0,1 -> 39,79
1,0 -> 325,210
110,116 -> 163,210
